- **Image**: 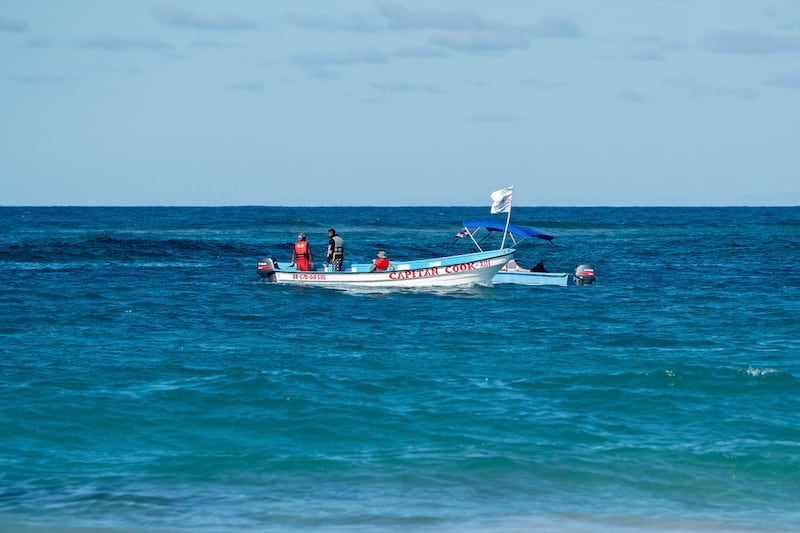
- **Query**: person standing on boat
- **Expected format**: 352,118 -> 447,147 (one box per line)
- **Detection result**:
290,232 -> 314,271
369,250 -> 395,272
326,228 -> 344,271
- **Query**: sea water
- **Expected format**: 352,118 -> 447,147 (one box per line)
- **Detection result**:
1,206 -> 799,532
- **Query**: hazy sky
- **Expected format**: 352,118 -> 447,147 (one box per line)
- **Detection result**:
2,1 -> 799,206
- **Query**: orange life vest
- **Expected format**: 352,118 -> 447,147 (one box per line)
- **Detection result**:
294,241 -> 309,258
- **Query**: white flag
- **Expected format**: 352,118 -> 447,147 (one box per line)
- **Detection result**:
490,186 -> 513,214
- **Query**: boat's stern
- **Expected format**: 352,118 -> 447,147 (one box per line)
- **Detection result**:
574,264 -> 596,285
257,257 -> 278,282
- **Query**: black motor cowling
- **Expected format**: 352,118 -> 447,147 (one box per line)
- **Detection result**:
574,264 -> 595,286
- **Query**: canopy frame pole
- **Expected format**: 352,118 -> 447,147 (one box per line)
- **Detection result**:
465,228 -> 484,252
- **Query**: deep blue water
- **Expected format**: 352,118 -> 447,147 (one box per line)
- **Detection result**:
1,206 -> 799,532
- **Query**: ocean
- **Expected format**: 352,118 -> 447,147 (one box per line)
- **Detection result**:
1,206 -> 799,532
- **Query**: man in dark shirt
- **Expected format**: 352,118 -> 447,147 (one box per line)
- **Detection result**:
326,228 -> 344,271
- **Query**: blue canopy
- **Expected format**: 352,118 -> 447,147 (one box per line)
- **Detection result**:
463,220 -> 553,242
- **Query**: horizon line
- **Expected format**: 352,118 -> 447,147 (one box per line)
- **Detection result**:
2,204 -> 799,209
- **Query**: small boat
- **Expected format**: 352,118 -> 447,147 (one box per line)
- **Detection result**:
458,220 -> 595,286
257,248 -> 515,288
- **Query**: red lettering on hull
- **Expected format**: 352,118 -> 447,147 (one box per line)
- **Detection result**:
388,267 -> 440,280
385,259 -> 495,279
444,259 -> 491,274
291,273 -> 328,280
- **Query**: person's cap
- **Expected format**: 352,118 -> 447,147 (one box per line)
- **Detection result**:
328,228 -> 335,234
377,250 -> 386,258
298,232 -> 306,239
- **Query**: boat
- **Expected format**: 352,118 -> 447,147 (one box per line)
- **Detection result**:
257,248 -> 515,288
458,220 -> 595,286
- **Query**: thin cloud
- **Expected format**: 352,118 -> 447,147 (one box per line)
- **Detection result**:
468,112 -> 522,123
0,15 -> 29,32
226,80 -> 264,93
635,34 -> 685,51
75,37 -> 171,52
528,16 -> 583,39
370,80 -> 443,95
617,89 -> 647,104
379,3 -> 495,31
765,70 -> 800,89
151,7 -> 258,31
2,74 -> 68,84
291,48 -> 389,79
188,39 -> 241,49
292,48 -> 389,68
629,34 -> 686,61
701,30 -> 800,54
519,78 -> 566,90
26,36 -> 54,48
667,76 -> 758,101
302,68 -> 342,81
631,49 -> 665,61
287,5 -> 581,57
285,12 -> 382,32
430,29 -> 529,52
391,45 -> 448,59
378,5 -> 581,52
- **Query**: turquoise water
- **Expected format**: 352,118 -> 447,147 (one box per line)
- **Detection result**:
1,206 -> 799,532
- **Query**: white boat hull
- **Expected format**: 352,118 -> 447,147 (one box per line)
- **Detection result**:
492,264 -> 595,286
492,270 -> 572,286
259,249 -> 515,288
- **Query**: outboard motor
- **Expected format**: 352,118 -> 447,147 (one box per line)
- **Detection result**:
574,264 -> 595,286
257,257 -> 278,282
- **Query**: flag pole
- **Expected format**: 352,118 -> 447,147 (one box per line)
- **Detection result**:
499,186 -> 513,250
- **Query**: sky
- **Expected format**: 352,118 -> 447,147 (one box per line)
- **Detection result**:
1,1 -> 799,206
